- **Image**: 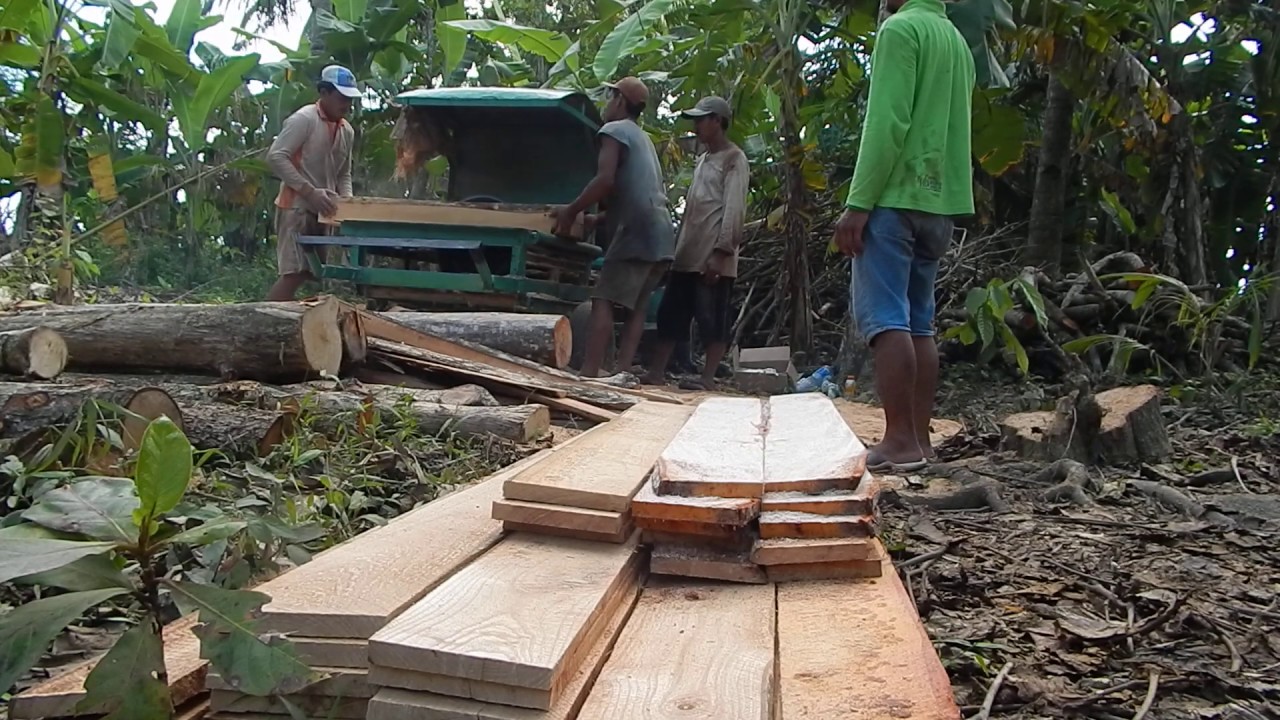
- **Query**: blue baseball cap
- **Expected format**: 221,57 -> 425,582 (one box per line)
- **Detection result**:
320,64 -> 361,98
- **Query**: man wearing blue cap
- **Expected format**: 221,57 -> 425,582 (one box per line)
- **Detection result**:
266,64 -> 361,301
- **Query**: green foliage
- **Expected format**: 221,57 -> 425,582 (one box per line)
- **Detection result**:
0,588 -> 130,694
134,416 -> 194,523
943,276 -> 1047,376
22,477 -> 140,544
78,623 -> 172,719
443,19 -> 572,61
173,54 -> 262,151
592,0 -> 675,81
0,537 -> 118,584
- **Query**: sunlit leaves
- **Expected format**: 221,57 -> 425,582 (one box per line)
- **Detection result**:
0,588 -> 129,694
444,19 -> 571,62
78,623 -> 172,719
133,416 -> 194,523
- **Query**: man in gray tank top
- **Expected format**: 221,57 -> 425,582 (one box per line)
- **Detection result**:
553,76 -> 675,378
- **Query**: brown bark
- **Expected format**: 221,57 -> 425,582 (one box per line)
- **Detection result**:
0,380 -> 182,453
1000,384 -> 1169,465
0,297 -> 345,382
304,390 -> 549,443
0,327 -> 67,379
1026,73 -> 1074,274
377,311 -> 571,369
181,402 -> 296,459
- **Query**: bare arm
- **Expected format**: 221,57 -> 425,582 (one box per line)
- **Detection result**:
565,135 -> 622,220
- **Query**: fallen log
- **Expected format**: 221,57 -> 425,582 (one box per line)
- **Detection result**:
0,380 -> 182,452
181,402 -> 296,459
305,390 -> 549,443
0,297 -> 345,382
0,327 -> 67,379
378,311 -> 571,369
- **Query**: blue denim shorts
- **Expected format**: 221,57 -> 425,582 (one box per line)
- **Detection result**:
851,207 -> 954,342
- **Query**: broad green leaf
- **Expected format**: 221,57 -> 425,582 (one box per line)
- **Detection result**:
134,417 -> 193,522
0,41 -> 41,68
100,0 -> 141,71
67,78 -> 167,131
958,324 -> 977,345
1099,189 -> 1136,235
0,588 -> 128,694
998,324 -> 1029,375
24,477 -> 140,544
1015,279 -> 1049,330
131,9 -> 200,83
334,0 -> 368,24
166,580 -> 315,696
1131,278 -> 1159,310
0,148 -> 14,177
444,19 -> 571,62
0,0 -> 39,31
164,517 -> 247,547
964,287 -> 988,317
946,0 -> 1014,88
173,53 -> 259,150
17,91 -> 64,189
990,282 -> 1015,313
545,39 -> 581,83
1062,334 -> 1118,354
976,310 -> 995,348
78,623 -> 171,719
164,0 -> 203,52
593,0 -> 675,81
0,538 -> 116,584
436,1 -> 467,81
970,93 -> 1026,176
15,553 -> 134,592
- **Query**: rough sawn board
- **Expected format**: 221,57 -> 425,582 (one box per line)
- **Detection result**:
764,393 -> 868,493
655,397 -> 766,498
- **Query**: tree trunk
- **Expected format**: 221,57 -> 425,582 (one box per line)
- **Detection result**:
305,390 -> 549,443
0,297 -> 345,382
1026,73 -> 1074,274
0,381 -> 182,453
181,402 -> 296,459
376,312 -> 572,369
0,327 -> 67,379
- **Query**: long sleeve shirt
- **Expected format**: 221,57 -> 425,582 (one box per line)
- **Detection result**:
268,103 -> 354,212
845,0 -> 976,217
672,144 -> 750,277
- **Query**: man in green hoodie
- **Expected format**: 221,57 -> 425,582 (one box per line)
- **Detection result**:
833,0 -> 975,472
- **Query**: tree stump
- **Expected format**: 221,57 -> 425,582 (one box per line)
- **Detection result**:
0,327 -> 67,379
1000,384 -> 1169,465
1095,385 -> 1171,463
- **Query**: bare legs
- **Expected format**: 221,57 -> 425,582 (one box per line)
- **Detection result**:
580,298 -> 615,377
642,339 -> 676,385
912,335 -> 939,458
869,331 -> 939,464
266,273 -> 308,301
701,341 -> 727,388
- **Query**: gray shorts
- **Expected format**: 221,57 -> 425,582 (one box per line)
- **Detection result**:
592,259 -> 669,311
274,207 -> 329,277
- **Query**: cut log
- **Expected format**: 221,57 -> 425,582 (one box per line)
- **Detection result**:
305,391 -> 549,443
180,401 -> 296,459
0,297 -> 344,381
0,381 -> 182,452
1001,383 -> 1169,465
378,312 -> 572,369
0,327 -> 67,379
362,382 -> 499,407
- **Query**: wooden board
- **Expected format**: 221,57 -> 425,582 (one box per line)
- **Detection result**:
649,544 -> 767,584
207,666 -> 373,698
257,450 -> 552,639
9,614 -> 207,719
327,197 -> 584,239
751,537 -> 881,566
777,558 -> 961,719
368,533 -> 641,694
528,393 -> 619,423
759,510 -> 875,539
761,471 -> 878,516
366,566 -> 638,720
578,581 -> 774,719
286,637 -> 368,669
655,397 -> 765,498
766,558 -> 884,582
492,499 -> 629,540
502,520 -> 630,544
764,393 -> 868,493
209,691 -> 367,719
633,517 -> 746,541
631,472 -> 759,526
503,402 -> 695,512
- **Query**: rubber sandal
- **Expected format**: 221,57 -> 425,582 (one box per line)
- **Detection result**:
677,378 -> 711,391
866,450 -> 928,474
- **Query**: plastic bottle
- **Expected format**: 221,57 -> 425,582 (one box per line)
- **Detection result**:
794,365 -> 833,393
843,378 -> 857,399
821,380 -> 840,398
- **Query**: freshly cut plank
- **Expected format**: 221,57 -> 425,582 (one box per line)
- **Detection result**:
378,311 -> 572,369
502,520 -> 629,544
777,559 -> 961,719
328,197 -> 584,239
209,691 -> 367,718
766,558 -> 883,582
368,533 -> 640,694
8,614 -> 206,719
366,571 -> 638,720
578,581 -> 774,719
649,544 -> 766,584
491,499 -> 629,541
631,473 -> 759,526
207,666 -> 374,698
761,471 -> 878,516
503,401 -> 695,512
759,511 -> 876,539
764,393 -> 868,493
258,450 -> 553,638
527,393 -> 619,423
655,397 -> 765,498
286,638 -> 369,669
752,537 -> 880,566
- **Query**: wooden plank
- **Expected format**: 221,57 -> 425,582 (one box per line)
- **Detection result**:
503,402 -> 695,512
257,450 -> 552,639
368,533 -> 641,693
631,472 -> 759,525
287,637 -> 368,669
766,558 -> 884,582
752,537 -> 881,566
764,393 -> 868,493
209,691 -> 367,719
759,511 -> 876,539
327,197 -> 584,239
578,581 -> 774,719
655,397 -> 765,498
492,499 -> 628,538
528,393 -> 619,423
366,563 -> 639,720
9,614 -> 207,719
208,667 -> 373,698
777,558 -> 961,719
502,520 -> 630,544
761,475 -> 877,516
634,517 -> 747,541
649,544 -> 766,584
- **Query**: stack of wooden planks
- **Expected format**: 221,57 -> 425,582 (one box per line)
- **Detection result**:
639,393 -> 884,584
490,401 -> 695,543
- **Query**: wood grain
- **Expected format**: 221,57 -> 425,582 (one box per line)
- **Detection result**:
503,402 -> 695,512
286,637 -> 368,669
208,666 -> 373,698
766,558 -> 884,582
633,517 -> 747,541
650,544 -> 767,584
209,690 -> 368,718
655,397 -> 766,498
751,537 -> 881,566
761,475 -> 877,516
368,533 -> 640,693
8,614 -> 207,719
257,450 -> 551,638
759,511 -> 876,539
764,393 -> 868,493
491,499 -> 629,541
777,559 -> 961,719
328,197 -> 584,239
578,581 -> 775,719
501,520 -> 630,544
631,472 -> 759,525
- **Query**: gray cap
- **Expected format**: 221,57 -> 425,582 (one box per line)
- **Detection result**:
681,96 -> 732,121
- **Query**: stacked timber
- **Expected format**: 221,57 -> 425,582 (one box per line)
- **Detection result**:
641,394 -> 883,584
204,454 -> 545,720
490,401 -> 695,542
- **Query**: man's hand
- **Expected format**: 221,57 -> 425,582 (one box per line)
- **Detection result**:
703,249 -> 731,285
550,205 -> 577,237
308,188 -> 340,218
833,209 -> 870,257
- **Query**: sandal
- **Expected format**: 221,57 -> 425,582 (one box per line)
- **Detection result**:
865,449 -> 928,474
